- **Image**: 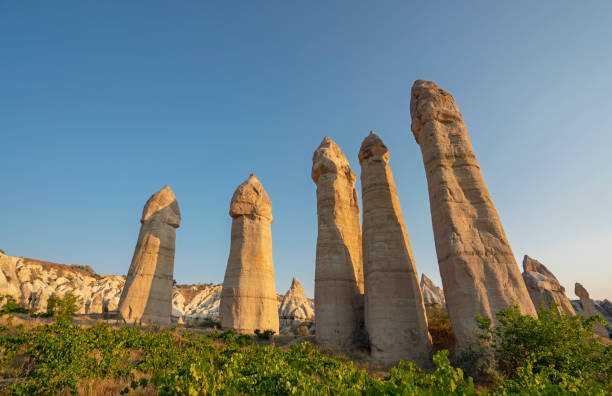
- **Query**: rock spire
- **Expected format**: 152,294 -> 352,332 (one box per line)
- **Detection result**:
575,283 -> 609,338
219,174 -> 279,334
312,136 -> 364,348
410,80 -> 537,350
359,131 -> 432,366
118,185 -> 180,325
522,255 -> 575,316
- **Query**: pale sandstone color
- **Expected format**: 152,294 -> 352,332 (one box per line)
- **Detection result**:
359,131 -> 432,366
312,136 -> 364,348
219,174 -> 279,334
575,283 -> 609,338
118,185 -> 180,325
522,255 -> 575,316
410,80 -> 537,351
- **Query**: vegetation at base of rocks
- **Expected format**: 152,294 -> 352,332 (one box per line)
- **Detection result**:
0,298 -> 610,395
254,328 -> 276,340
427,307 -> 454,352
456,304 -> 612,393
0,296 -> 28,315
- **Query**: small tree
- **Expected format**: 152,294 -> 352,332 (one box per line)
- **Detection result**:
47,292 -> 80,326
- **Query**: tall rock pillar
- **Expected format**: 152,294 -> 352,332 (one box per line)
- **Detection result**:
219,174 -> 279,334
118,185 -> 180,325
359,131 -> 432,366
312,136 -> 364,348
410,80 -> 537,350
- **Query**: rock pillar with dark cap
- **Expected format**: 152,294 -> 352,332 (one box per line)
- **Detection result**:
359,131 -> 432,366
312,136 -> 365,348
410,80 -> 537,350
219,174 -> 279,334
118,185 -> 180,325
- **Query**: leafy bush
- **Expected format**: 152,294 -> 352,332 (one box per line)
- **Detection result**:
0,295 -> 28,315
254,328 -> 275,340
458,304 -> 612,393
46,292 -> 80,325
427,307 -> 454,351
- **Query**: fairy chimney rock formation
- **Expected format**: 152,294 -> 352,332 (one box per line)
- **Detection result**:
312,136 -> 364,348
359,131 -> 432,366
279,277 -> 314,322
118,185 -> 180,325
219,174 -> 279,334
522,255 -> 575,316
410,80 -> 537,351
575,283 -> 609,338
420,274 -> 446,312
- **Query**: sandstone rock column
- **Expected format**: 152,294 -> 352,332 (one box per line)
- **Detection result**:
312,136 -> 364,348
359,131 -> 432,366
575,283 -> 609,338
219,174 -> 279,334
410,80 -> 537,350
118,185 -> 180,325
522,255 -> 575,316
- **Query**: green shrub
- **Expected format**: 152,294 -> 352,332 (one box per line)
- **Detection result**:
46,292 -> 80,325
458,304 -> 612,392
254,328 -> 275,340
0,295 -> 29,315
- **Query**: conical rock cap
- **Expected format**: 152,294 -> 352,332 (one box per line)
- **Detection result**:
229,174 -> 273,221
141,185 -> 181,227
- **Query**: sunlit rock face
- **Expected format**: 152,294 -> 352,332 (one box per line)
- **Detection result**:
118,185 -> 181,325
410,80 -> 537,351
219,174 -> 279,334
359,131 -> 432,367
312,136 -> 364,348
420,274 -> 446,312
521,255 -> 575,316
575,283 -> 610,338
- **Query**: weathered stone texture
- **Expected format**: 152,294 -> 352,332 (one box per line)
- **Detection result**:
359,131 -> 432,366
219,174 -> 279,334
410,80 -> 537,350
312,136 -> 364,348
522,255 -> 575,316
420,274 -> 446,312
575,283 -> 609,338
118,185 -> 180,325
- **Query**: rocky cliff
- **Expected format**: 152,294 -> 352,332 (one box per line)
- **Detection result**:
0,252 -> 313,333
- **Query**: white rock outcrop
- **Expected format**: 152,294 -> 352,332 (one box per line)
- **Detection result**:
420,274 -> 446,312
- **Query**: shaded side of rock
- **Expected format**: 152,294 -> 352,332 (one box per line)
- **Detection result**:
521,255 -> 575,316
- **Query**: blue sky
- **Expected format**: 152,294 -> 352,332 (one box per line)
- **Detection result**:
1,2 -> 611,299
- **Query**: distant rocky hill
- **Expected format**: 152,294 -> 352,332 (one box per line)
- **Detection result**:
0,252 -> 314,333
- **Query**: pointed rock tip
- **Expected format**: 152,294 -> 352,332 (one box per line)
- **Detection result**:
141,185 -> 180,227
311,136 -> 354,183
410,79 -> 462,144
575,283 -> 589,298
358,130 -> 388,164
229,174 -> 272,221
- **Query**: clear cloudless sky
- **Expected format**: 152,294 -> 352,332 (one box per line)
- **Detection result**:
1,1 -> 611,299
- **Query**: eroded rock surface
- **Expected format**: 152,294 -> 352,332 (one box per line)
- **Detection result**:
420,274 -> 446,312
312,136 -> 364,348
522,255 -> 575,315
0,252 -> 124,314
118,186 -> 181,325
219,175 -> 279,334
575,283 -> 610,338
410,80 -> 537,351
278,277 -> 315,334
359,131 -> 432,366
